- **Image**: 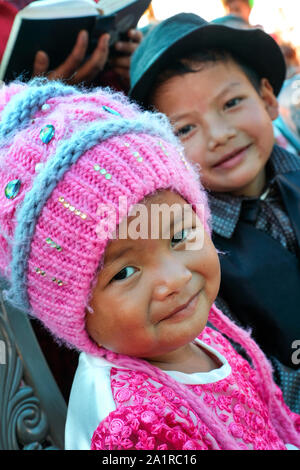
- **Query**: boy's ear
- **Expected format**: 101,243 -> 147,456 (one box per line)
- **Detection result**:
259,78 -> 279,121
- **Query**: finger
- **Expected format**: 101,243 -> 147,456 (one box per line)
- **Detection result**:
114,40 -> 139,55
50,30 -> 88,80
32,50 -> 49,76
93,33 -> 110,69
127,28 -> 143,43
70,33 -> 110,84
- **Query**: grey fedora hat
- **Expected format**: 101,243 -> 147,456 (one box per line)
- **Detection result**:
130,13 -> 286,106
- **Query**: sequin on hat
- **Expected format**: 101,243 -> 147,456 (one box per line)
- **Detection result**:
4,179 -> 21,199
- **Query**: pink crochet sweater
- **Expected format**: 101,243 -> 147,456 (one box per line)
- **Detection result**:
91,328 -> 300,450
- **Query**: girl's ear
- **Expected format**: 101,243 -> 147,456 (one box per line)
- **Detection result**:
259,78 -> 279,121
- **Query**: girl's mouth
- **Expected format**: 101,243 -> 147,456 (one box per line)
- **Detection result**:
163,291 -> 201,323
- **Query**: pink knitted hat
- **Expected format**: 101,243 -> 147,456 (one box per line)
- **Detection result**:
0,79 -> 210,355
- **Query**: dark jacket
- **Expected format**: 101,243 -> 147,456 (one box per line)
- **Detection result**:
210,145 -> 300,370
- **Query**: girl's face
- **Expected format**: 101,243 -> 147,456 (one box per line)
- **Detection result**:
86,190 -> 220,363
152,59 -> 279,197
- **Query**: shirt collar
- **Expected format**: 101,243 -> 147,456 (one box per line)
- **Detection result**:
208,145 -> 300,239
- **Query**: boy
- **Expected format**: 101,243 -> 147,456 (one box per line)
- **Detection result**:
129,13 -> 300,412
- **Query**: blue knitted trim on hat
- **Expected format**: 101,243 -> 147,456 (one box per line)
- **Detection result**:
0,79 -> 78,142
7,107 -> 180,310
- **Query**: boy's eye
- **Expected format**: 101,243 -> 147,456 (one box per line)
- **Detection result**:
112,266 -> 136,282
175,124 -> 194,137
224,97 -> 242,110
171,228 -> 194,247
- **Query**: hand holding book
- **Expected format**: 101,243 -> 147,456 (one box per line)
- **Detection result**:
107,28 -> 143,88
31,27 -> 142,87
32,30 -> 110,84
0,0 -> 150,83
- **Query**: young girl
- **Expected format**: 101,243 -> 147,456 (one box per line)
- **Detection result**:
0,79 -> 299,451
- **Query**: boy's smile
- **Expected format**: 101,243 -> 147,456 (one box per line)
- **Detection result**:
153,59 -> 279,197
86,190 -> 220,366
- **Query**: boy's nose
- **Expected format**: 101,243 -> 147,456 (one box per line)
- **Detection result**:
207,117 -> 236,151
152,258 -> 192,301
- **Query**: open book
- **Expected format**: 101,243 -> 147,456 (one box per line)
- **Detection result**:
0,0 -> 151,82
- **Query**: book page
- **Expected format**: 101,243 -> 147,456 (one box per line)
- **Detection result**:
98,0 -> 135,16
21,0 -> 99,19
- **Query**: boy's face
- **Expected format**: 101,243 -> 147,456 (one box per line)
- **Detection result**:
152,59 -> 279,196
86,190 -> 220,363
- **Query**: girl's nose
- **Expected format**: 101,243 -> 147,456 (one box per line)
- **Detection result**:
152,258 -> 192,301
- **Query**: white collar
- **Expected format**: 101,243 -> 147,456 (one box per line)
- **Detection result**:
80,337 -> 231,386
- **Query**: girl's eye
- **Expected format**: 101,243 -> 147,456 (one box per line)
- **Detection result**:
111,266 -> 136,282
171,228 -> 193,247
175,124 -> 194,137
224,97 -> 242,110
